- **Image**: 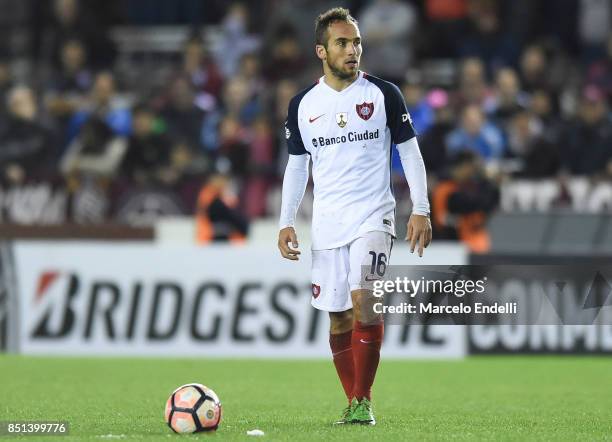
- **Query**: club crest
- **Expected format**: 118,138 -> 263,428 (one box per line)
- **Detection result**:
312,284 -> 321,298
336,112 -> 348,128
356,102 -> 374,121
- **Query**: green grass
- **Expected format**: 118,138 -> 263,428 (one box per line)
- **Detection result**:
1,356 -> 611,441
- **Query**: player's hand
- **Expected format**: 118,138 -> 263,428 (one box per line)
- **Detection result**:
278,227 -> 301,261
406,214 -> 432,257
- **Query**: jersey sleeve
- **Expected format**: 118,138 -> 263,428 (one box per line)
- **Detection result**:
285,96 -> 308,155
384,82 -> 417,144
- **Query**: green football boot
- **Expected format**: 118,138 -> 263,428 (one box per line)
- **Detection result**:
333,399 -> 358,425
350,398 -> 376,425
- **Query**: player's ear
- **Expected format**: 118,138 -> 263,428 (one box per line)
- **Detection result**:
315,44 -> 326,61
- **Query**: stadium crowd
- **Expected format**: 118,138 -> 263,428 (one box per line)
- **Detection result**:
0,0 -> 611,243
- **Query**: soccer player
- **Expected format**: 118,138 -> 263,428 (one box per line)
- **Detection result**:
278,7 -> 432,425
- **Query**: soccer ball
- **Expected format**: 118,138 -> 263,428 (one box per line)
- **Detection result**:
164,383 -> 222,433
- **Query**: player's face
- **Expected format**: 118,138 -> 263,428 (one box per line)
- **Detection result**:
319,21 -> 362,80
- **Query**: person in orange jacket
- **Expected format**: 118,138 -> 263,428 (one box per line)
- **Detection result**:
432,151 -> 499,253
195,172 -> 249,244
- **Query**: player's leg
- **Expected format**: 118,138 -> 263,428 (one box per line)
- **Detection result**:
351,289 -> 383,401
349,289 -> 382,425
310,246 -> 355,423
329,308 -> 354,404
347,231 -> 392,425
329,309 -> 356,423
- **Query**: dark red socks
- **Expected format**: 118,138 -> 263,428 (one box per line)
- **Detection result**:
350,321 -> 384,401
329,330 -> 354,402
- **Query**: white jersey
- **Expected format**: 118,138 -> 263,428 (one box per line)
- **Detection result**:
285,71 -> 417,250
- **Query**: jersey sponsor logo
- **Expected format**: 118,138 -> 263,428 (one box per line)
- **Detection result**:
356,102 -> 374,121
311,129 -> 380,148
311,284 -> 321,298
308,114 -> 325,123
336,112 -> 348,128
284,122 -> 291,139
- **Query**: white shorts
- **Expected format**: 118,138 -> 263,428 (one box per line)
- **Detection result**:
310,231 -> 393,312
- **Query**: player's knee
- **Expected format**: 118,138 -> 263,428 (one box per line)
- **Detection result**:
329,310 -> 353,333
351,289 -> 382,325
350,289 -> 368,311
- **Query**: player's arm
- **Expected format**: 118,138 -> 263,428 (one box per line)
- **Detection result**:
278,153 -> 309,260
278,95 -> 310,261
396,137 -> 432,257
382,80 -> 432,256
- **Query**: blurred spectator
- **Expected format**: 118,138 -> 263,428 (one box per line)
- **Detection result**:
0,86 -> 56,184
36,0 -> 116,70
196,172 -> 249,243
215,2 -> 260,77
51,39 -> 93,94
214,115 -> 274,219
159,75 -> 206,151
578,0 -> 611,62
519,45 -> 551,93
447,104 -> 505,162
402,72 -> 435,135
359,0 -> 417,83
507,108 -> 560,178
458,0 -> 519,73
529,89 -> 564,143
392,74 -> 435,177
432,151 -> 499,253
586,33 -> 612,103
201,70 -> 272,217
202,76 -> 261,154
243,117 -> 275,218
180,36 -> 223,99
120,104 -> 171,184
419,89 -> 455,176
216,116 -> 251,176
456,57 -> 491,107
262,23 -> 307,82
66,71 -> 131,141
562,86 -> 612,176
484,68 -> 528,125
163,142 -> 209,188
236,52 -> 264,100
61,72 -> 131,177
60,117 -> 128,178
45,39 -> 93,120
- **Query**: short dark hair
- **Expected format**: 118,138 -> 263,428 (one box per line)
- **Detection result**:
315,7 -> 358,48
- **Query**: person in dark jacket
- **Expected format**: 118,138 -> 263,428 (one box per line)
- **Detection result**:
562,86 -> 612,176
0,86 -> 56,183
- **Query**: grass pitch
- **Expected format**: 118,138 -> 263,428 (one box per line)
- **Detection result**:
1,356 -> 611,441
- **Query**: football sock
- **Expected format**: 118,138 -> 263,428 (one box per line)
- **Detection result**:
329,330 -> 354,402
352,321 -> 384,401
